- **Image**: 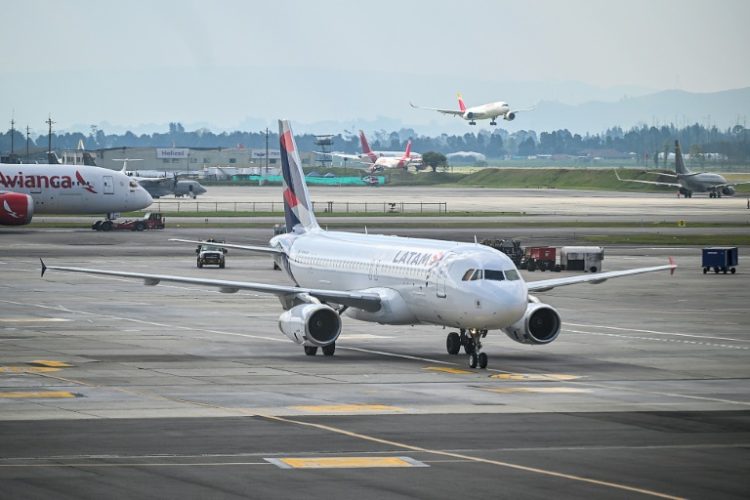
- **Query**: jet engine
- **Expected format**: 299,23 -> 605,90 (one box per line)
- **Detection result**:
0,192 -> 34,226
278,303 -> 342,347
502,302 -> 561,345
504,112 -> 516,121
722,186 -> 736,196
465,112 -> 475,120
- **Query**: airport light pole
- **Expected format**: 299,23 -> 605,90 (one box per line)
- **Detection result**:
10,117 -> 15,155
45,114 -> 55,159
25,126 -> 30,161
265,127 -> 269,174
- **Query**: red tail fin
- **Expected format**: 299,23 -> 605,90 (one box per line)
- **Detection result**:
457,93 -> 467,113
359,130 -> 377,163
403,140 -> 412,158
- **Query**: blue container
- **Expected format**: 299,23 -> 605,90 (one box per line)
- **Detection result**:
702,247 -> 738,274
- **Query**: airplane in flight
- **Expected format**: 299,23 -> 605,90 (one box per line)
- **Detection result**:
116,159 -> 207,199
410,93 -> 532,126
615,140 -> 750,198
1,161 -> 153,226
42,120 -> 676,369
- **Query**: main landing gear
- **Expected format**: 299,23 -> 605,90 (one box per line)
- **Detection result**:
304,344 -> 336,356
489,120 -> 498,126
446,329 -> 489,369
468,120 -> 477,125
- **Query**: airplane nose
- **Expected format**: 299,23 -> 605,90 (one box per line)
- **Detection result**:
140,187 -> 153,207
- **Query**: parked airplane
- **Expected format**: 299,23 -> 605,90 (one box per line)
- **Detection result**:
116,159 -> 207,199
615,140 -> 749,198
1,162 -> 153,226
411,93 -> 532,126
41,120 -> 676,369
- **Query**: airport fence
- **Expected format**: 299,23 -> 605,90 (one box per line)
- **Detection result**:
149,200 -> 448,214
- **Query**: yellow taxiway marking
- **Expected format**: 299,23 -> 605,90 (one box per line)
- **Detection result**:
0,366 -> 62,374
0,391 -> 77,399
424,366 -> 474,375
28,360 -> 73,368
489,373 -> 581,382
292,404 -> 403,414
484,387 -> 590,394
269,457 -> 425,469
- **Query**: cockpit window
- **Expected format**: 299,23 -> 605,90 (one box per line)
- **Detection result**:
504,269 -> 520,281
470,269 -> 483,281
461,269 -> 475,281
484,270 -> 505,281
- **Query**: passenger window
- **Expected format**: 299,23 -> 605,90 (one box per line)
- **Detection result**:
485,270 -> 505,281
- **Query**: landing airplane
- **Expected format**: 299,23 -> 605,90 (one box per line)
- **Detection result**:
615,140 -> 750,198
116,159 -> 207,199
1,162 -> 153,226
410,93 -> 532,126
41,120 -> 676,369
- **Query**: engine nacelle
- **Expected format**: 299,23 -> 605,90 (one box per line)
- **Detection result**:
722,186 -> 736,196
278,303 -> 341,347
0,192 -> 34,226
465,111 -> 475,120
502,302 -> 561,345
504,112 -> 516,121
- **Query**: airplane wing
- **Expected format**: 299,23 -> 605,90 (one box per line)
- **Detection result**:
614,171 -> 681,188
526,260 -> 676,293
315,151 -> 363,162
169,238 -> 284,255
40,260 -> 382,312
409,102 -> 464,116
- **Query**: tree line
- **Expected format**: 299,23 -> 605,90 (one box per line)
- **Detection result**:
2,122 -> 749,163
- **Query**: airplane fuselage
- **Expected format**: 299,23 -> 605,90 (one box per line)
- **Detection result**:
680,172 -> 730,192
274,229 -> 528,330
0,163 -> 153,213
463,101 -> 510,121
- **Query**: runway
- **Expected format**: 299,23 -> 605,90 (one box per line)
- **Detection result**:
1,216 -> 748,498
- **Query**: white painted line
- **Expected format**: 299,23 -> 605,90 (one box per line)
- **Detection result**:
565,322 -> 749,343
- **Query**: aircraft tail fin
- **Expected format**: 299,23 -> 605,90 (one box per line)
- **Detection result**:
674,140 -> 690,175
403,140 -> 412,159
457,93 -> 467,113
279,120 -> 319,232
359,130 -> 378,162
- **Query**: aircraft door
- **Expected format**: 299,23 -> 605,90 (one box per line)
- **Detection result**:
103,176 -> 114,195
436,264 -> 447,298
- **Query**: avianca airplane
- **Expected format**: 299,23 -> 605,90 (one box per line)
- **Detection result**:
615,140 -> 750,198
42,120 -> 675,369
0,162 -> 153,226
411,93 -> 532,126
321,130 -> 422,171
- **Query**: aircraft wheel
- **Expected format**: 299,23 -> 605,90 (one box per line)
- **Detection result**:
478,352 -> 488,369
219,262 -> 225,269
723,268 -> 728,274
304,346 -> 318,356
197,261 -> 203,268
469,352 -> 478,369
714,267 -> 719,274
703,267 -> 708,274
731,268 -> 736,274
446,332 -> 461,355
322,343 -> 336,356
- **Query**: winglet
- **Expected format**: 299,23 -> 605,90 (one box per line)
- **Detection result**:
669,256 -> 676,275
40,258 -> 47,278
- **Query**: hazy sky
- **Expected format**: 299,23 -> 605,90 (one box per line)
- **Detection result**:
2,0 -> 748,134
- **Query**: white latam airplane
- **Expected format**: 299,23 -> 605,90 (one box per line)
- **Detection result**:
42,120 -> 675,369
0,162 -> 153,226
411,93 -> 532,126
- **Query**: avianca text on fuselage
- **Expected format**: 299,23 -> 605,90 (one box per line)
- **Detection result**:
0,170 -> 94,192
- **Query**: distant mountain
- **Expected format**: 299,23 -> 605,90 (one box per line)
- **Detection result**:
518,87 -> 750,134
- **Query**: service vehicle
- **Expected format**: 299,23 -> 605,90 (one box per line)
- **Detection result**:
92,212 -> 165,231
702,247 -> 738,274
196,239 -> 227,268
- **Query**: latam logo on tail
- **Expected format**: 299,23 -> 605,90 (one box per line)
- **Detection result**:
0,170 -> 96,193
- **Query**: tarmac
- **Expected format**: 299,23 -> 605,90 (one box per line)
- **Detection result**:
1,189 -> 749,499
